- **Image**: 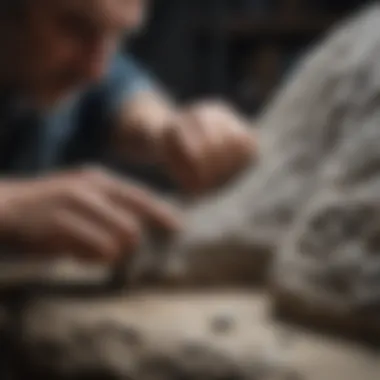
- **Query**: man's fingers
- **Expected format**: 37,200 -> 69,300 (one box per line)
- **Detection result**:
74,168 -> 183,231
218,128 -> 254,176
165,112 -> 240,192
52,210 -> 125,261
188,114 -> 231,190
164,118 -> 210,192
191,107 -> 257,189
65,191 -> 141,251
162,103 -> 258,194
105,177 -> 182,231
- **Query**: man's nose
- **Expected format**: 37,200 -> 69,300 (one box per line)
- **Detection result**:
123,0 -> 147,31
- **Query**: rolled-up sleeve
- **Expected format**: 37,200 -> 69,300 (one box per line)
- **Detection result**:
105,53 -> 161,113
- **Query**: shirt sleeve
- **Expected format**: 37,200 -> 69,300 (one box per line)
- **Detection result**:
104,53 -> 162,114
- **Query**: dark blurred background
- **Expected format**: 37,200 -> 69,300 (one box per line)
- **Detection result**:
129,0 -> 373,117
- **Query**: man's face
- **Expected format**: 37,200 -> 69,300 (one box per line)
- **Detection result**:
18,0 -> 146,107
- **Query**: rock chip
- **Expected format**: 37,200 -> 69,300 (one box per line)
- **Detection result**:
270,4 -> 380,342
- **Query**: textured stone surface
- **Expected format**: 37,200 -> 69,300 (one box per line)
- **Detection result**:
11,292 -> 289,379
149,4 -> 380,288
143,5 -> 380,341
2,3 -> 380,379
7,291 -> 380,380
122,2 -> 380,344
270,4 -> 380,340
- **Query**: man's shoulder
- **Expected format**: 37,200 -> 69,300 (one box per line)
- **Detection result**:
104,53 -> 150,88
107,53 -> 144,75
60,52 -> 154,122
96,52 -> 155,110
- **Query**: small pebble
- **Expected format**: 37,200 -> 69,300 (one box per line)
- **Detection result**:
181,341 -> 207,359
122,326 -> 143,347
282,370 -> 306,380
210,314 -> 236,335
93,321 -> 142,348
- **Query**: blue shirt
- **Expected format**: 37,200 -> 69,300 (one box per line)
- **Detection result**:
0,53 -> 155,177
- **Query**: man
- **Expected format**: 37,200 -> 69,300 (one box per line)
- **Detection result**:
0,0 -> 256,262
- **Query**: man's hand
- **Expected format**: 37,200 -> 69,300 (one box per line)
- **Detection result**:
162,101 -> 257,193
0,167 -> 181,262
118,94 -> 257,194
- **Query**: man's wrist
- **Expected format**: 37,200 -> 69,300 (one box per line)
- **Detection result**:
114,91 -> 177,164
